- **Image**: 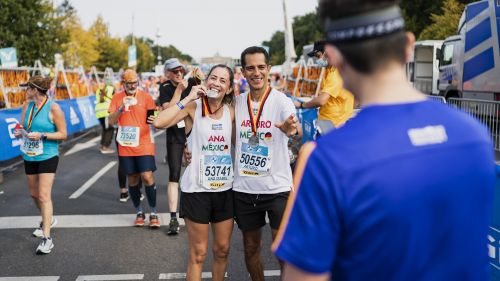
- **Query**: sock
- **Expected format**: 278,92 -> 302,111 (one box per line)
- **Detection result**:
145,184 -> 157,213
128,185 -> 142,213
171,212 -> 177,219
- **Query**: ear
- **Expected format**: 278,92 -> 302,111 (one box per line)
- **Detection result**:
329,45 -> 344,71
405,32 -> 416,63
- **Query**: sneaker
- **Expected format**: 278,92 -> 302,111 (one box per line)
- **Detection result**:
119,192 -> 129,203
134,213 -> 146,227
36,237 -> 54,254
100,147 -> 115,154
149,214 -> 160,228
32,217 -> 58,238
167,219 -> 180,235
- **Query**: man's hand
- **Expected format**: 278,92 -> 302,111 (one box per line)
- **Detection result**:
276,113 -> 300,137
178,80 -> 188,92
183,146 -> 192,166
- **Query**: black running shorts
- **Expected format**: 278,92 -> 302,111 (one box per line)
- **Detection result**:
24,156 -> 59,175
180,189 -> 234,224
119,155 -> 157,175
233,191 -> 290,231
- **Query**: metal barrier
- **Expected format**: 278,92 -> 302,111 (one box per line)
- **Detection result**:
427,95 -> 446,104
447,98 -> 500,151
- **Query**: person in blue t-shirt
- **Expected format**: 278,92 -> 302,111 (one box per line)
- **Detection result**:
273,0 -> 496,280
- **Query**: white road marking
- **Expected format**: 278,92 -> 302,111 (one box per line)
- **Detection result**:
75,274 -> 143,281
0,277 -> 59,281
64,136 -> 100,156
153,130 -> 164,138
69,161 -> 117,199
264,270 -> 281,276
159,272 -> 227,279
0,213 -> 185,229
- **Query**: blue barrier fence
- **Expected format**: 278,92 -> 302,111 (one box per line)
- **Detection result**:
0,95 -> 98,162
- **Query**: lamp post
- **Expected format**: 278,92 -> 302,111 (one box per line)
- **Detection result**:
156,29 -> 162,65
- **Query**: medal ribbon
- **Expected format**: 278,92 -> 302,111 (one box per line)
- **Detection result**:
202,95 -> 224,117
27,97 -> 49,131
247,87 -> 271,137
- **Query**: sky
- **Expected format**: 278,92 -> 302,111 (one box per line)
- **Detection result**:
64,0 -> 318,61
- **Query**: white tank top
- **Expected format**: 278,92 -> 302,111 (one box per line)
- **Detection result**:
233,89 -> 295,194
180,99 -> 233,193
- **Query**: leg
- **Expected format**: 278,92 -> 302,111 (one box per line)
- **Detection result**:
99,117 -> 106,147
37,173 -> 56,237
211,218 -> 234,281
167,143 -> 183,216
116,140 -> 127,194
185,218 -> 209,281
271,228 -> 284,270
141,171 -> 156,213
102,118 -> 114,148
26,174 -> 40,210
243,228 -> 265,281
128,174 -> 142,212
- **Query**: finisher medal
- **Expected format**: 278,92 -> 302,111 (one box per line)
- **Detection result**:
246,87 -> 271,148
249,134 -> 259,147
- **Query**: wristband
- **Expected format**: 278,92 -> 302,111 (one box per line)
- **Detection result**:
176,102 -> 185,110
41,133 -> 47,140
299,101 -> 304,109
118,106 -> 124,113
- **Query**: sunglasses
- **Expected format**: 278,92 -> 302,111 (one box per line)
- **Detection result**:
169,69 -> 184,75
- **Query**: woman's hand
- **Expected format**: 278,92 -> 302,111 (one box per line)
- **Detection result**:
185,85 -> 207,103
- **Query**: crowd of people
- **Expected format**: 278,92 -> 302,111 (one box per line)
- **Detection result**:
12,0 -> 496,280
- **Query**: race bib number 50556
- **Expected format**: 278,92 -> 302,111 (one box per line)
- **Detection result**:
238,142 -> 271,177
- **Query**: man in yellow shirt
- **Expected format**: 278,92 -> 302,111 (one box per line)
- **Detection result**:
294,40 -> 355,135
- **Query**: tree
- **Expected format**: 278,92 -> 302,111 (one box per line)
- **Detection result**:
0,0 -> 70,66
62,15 -> 98,68
262,12 -> 323,65
124,36 -> 155,72
419,0 -> 465,40
263,31 -> 285,65
400,0 -> 476,38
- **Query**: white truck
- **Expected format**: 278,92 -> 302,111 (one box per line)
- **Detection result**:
437,0 -> 500,101
408,40 -> 443,95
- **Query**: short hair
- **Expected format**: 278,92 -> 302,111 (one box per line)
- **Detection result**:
318,0 -> 407,74
240,46 -> 270,68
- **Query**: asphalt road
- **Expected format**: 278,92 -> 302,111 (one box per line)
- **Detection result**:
0,129 -> 281,281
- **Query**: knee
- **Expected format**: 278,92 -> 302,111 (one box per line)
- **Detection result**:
190,246 -> 208,264
30,194 -> 39,201
213,243 -> 230,260
141,173 -> 154,186
244,240 -> 261,258
37,192 -> 51,204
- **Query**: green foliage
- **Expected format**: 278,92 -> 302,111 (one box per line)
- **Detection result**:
262,12 -> 323,65
263,31 -> 285,65
419,0 -> 466,40
0,0 -> 70,66
401,0 -> 476,38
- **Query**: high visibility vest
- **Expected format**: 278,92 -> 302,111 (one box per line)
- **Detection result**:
95,85 -> 114,119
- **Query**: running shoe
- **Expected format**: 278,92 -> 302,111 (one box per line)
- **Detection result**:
167,219 -> 180,235
100,146 -> 115,154
119,192 -> 129,203
32,217 -> 58,238
134,213 -> 146,227
149,214 -> 161,228
36,237 -> 54,254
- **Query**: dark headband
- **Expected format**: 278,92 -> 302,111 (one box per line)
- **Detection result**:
29,81 -> 49,92
325,5 -> 404,43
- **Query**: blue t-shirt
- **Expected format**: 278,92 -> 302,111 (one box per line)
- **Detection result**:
273,99 -> 495,280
